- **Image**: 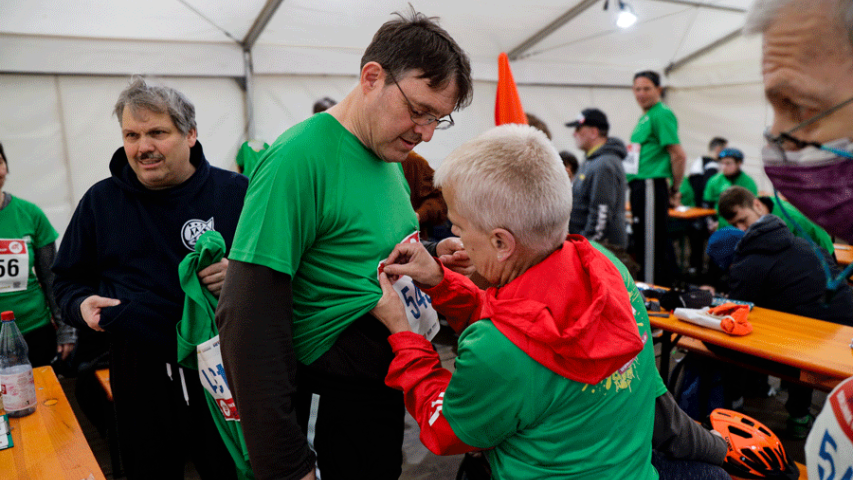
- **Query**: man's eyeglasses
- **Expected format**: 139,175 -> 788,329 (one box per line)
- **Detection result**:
387,71 -> 454,130
763,95 -> 853,161
761,94 -> 853,299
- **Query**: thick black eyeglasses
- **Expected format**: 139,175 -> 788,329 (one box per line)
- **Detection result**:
387,71 -> 454,130
763,95 -> 853,161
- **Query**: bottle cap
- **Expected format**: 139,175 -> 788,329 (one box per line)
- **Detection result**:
1,311 -> 14,322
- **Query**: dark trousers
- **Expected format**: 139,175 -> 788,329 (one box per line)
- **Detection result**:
296,315 -> 405,480
24,323 -> 57,367
652,451 -> 730,480
110,338 -> 237,480
630,178 -> 676,286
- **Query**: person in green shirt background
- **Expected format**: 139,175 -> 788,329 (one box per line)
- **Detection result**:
703,148 -> 758,229
0,141 -> 75,367
628,70 -> 687,287
719,186 -> 835,256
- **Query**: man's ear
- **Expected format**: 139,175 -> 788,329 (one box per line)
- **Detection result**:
360,62 -> 384,95
186,128 -> 198,147
491,228 -> 516,262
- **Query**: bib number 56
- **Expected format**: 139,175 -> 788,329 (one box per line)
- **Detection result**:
0,258 -> 20,277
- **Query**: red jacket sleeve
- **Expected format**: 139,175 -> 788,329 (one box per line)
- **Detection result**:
386,332 -> 479,456
423,264 -> 489,334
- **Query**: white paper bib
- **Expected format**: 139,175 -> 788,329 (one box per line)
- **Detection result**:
197,335 -> 239,421
624,143 -> 641,176
379,231 -> 440,341
0,239 -> 29,293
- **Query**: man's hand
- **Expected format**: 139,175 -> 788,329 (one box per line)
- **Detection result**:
57,342 -> 75,360
370,272 -> 412,334
80,295 -> 121,332
383,241 -> 444,289
199,258 -> 229,296
435,237 -> 475,277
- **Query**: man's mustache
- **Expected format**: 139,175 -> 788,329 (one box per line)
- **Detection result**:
138,152 -> 166,161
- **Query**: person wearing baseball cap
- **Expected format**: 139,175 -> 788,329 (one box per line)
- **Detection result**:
567,108 -> 628,250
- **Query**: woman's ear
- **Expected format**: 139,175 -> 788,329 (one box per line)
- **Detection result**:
491,228 -> 516,261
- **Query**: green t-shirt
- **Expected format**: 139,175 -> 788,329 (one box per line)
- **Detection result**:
679,177 -> 696,207
628,102 -> 680,182
704,171 -> 758,228
442,245 -> 661,480
229,113 -> 418,364
235,140 -> 269,180
0,196 -> 59,334
769,197 -> 835,256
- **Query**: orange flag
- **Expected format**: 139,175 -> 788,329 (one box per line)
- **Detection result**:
495,52 -> 527,126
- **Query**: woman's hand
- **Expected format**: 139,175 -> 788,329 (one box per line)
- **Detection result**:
382,241 -> 444,289
370,272 -> 412,334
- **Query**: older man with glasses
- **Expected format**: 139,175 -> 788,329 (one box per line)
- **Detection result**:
215,8 -> 473,480
745,0 -> 853,308
746,0 -> 853,244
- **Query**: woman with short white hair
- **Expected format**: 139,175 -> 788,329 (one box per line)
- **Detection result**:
371,124 -> 659,479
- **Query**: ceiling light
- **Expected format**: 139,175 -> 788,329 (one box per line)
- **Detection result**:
616,1 -> 637,29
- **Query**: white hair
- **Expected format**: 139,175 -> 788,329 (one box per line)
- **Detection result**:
745,0 -> 853,46
434,124 -> 572,254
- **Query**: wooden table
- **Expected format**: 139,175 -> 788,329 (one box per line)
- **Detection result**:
652,307 -> 853,392
835,244 -> 852,266
0,366 -> 106,480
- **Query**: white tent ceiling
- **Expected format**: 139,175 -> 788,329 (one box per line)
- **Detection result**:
0,0 -> 771,240
2,0 -> 759,85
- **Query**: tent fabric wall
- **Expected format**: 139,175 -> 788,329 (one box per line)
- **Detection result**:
0,74 -> 245,240
1,70 -> 774,243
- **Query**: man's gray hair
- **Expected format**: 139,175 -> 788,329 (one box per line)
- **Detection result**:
114,76 -> 197,135
434,124 -> 572,254
745,0 -> 853,46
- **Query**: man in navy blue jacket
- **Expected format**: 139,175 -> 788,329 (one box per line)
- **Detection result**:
53,77 -> 247,480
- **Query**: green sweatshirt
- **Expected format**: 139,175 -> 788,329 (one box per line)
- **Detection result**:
177,231 -> 254,480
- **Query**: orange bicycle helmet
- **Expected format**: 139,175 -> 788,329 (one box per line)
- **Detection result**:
707,409 -> 799,479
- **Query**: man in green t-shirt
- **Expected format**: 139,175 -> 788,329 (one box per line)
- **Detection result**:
703,148 -> 758,229
718,186 -> 835,256
215,10 -> 474,480
628,70 -> 687,286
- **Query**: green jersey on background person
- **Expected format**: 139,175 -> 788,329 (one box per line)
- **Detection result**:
0,195 -> 58,334
627,102 -> 680,182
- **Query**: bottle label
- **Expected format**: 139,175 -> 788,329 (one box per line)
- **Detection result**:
0,369 -> 37,412
0,239 -> 30,293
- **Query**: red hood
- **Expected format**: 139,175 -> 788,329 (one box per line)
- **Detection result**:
480,235 -> 642,384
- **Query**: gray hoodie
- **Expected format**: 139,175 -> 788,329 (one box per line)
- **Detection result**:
569,137 -> 628,248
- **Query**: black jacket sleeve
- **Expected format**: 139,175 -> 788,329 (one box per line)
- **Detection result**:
583,158 -> 621,241
215,260 -> 315,480
52,196 -> 100,331
653,391 -> 727,464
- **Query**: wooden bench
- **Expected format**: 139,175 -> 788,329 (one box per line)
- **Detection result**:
95,368 -> 112,402
94,368 -> 121,476
673,336 -> 841,392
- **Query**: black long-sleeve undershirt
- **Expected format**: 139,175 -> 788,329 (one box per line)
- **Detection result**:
215,259 -> 315,480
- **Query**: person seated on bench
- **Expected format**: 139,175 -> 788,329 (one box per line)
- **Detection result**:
706,217 -> 853,438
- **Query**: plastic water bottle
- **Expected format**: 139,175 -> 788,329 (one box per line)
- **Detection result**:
0,311 -> 37,417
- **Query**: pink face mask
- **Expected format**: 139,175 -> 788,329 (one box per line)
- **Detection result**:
762,138 -> 853,244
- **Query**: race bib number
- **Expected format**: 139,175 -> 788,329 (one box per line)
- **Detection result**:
197,335 -> 239,421
0,239 -> 29,293
624,143 -> 641,175
806,377 -> 853,480
379,231 -> 440,341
